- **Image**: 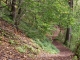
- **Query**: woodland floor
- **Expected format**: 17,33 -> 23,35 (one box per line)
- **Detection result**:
0,19 -> 74,60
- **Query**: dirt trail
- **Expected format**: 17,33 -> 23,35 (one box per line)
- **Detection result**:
0,19 -> 74,60
35,26 -> 74,60
34,41 -> 74,60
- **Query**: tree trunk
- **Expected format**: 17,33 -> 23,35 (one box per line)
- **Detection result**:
64,27 -> 71,45
0,0 -> 1,7
11,0 -> 16,21
14,0 -> 22,31
13,0 -> 23,32
11,0 -> 18,33
18,0 -> 22,14
68,0 -> 73,8
64,0 -> 73,45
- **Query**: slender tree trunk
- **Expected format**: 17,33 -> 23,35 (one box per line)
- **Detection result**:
69,0 -> 73,8
0,0 -> 1,7
64,0 -> 73,45
64,27 -> 71,45
18,0 -> 22,14
14,0 -> 22,31
11,0 -> 16,21
11,0 -> 18,33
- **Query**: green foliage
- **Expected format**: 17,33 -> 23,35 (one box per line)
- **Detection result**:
16,45 -> 27,53
0,0 -> 73,38
2,15 -> 13,23
34,38 -> 60,54
0,0 -> 74,54
1,1 -> 6,7
9,40 -> 18,45
68,0 -> 80,59
16,44 -> 40,54
57,2 -> 80,59
76,45 -> 80,59
72,56 -> 78,60
57,31 -> 66,43
0,1 -> 10,17
26,44 -> 39,55
18,0 -> 73,38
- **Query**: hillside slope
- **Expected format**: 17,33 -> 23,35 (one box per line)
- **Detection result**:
0,18 -> 60,60
0,19 -> 74,60
0,19 -> 43,60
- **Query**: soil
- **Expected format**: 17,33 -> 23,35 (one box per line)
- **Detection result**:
0,19 -> 74,60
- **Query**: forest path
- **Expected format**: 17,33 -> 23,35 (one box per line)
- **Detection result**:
0,19 -> 74,60
35,41 -> 74,60
36,26 -> 74,60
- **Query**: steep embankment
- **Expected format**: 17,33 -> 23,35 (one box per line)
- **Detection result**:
0,19 -> 43,60
0,19 -> 74,60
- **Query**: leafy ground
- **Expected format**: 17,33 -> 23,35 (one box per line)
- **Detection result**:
0,19 -> 43,60
0,19 -> 74,60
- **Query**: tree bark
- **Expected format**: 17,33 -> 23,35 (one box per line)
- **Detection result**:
18,0 -> 22,14
64,27 -> 71,45
68,0 -> 73,8
11,0 -> 16,21
0,0 -> 1,7
13,0 -> 23,32
14,0 -> 22,31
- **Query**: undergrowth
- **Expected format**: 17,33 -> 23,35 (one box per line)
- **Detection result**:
16,44 -> 40,55
34,38 -> 60,54
0,29 -> 41,55
18,21 -> 60,54
1,16 -> 60,54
